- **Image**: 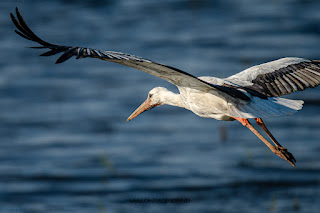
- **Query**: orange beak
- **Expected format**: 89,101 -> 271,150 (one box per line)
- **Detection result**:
127,99 -> 157,122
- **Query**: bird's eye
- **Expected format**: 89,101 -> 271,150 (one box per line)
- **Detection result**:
148,94 -> 153,99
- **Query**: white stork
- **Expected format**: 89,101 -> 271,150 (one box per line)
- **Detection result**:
12,8 -> 320,167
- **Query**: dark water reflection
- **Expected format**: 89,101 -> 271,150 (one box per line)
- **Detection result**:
1,0 -> 320,212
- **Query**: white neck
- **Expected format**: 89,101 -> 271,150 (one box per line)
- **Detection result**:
160,90 -> 187,109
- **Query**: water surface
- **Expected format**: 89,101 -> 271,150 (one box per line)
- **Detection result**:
1,0 -> 320,212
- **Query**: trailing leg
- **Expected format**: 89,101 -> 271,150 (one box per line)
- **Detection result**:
232,117 -> 296,167
255,118 -> 281,147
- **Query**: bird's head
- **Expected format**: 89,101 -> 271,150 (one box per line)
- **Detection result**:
126,87 -> 168,122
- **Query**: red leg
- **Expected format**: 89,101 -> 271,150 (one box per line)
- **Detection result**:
232,117 -> 277,152
232,117 -> 296,167
255,118 -> 282,147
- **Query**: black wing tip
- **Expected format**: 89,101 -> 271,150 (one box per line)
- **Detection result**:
15,7 -> 23,20
11,7 -> 55,46
12,8 -> 98,64
11,7 -> 78,64
55,50 -> 75,64
55,56 -> 65,64
15,7 -> 19,15
15,7 -> 23,21
10,12 -> 15,20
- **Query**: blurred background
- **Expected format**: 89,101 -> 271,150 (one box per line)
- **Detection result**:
1,0 -> 320,212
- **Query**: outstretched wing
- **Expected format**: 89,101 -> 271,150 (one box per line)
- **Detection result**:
226,57 -> 320,97
11,8 -> 250,101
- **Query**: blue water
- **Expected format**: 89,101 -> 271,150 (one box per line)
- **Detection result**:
1,0 -> 320,212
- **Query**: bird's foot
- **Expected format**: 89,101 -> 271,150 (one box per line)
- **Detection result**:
274,146 -> 296,167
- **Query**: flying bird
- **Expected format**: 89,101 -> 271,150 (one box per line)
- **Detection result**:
11,8 -> 320,167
